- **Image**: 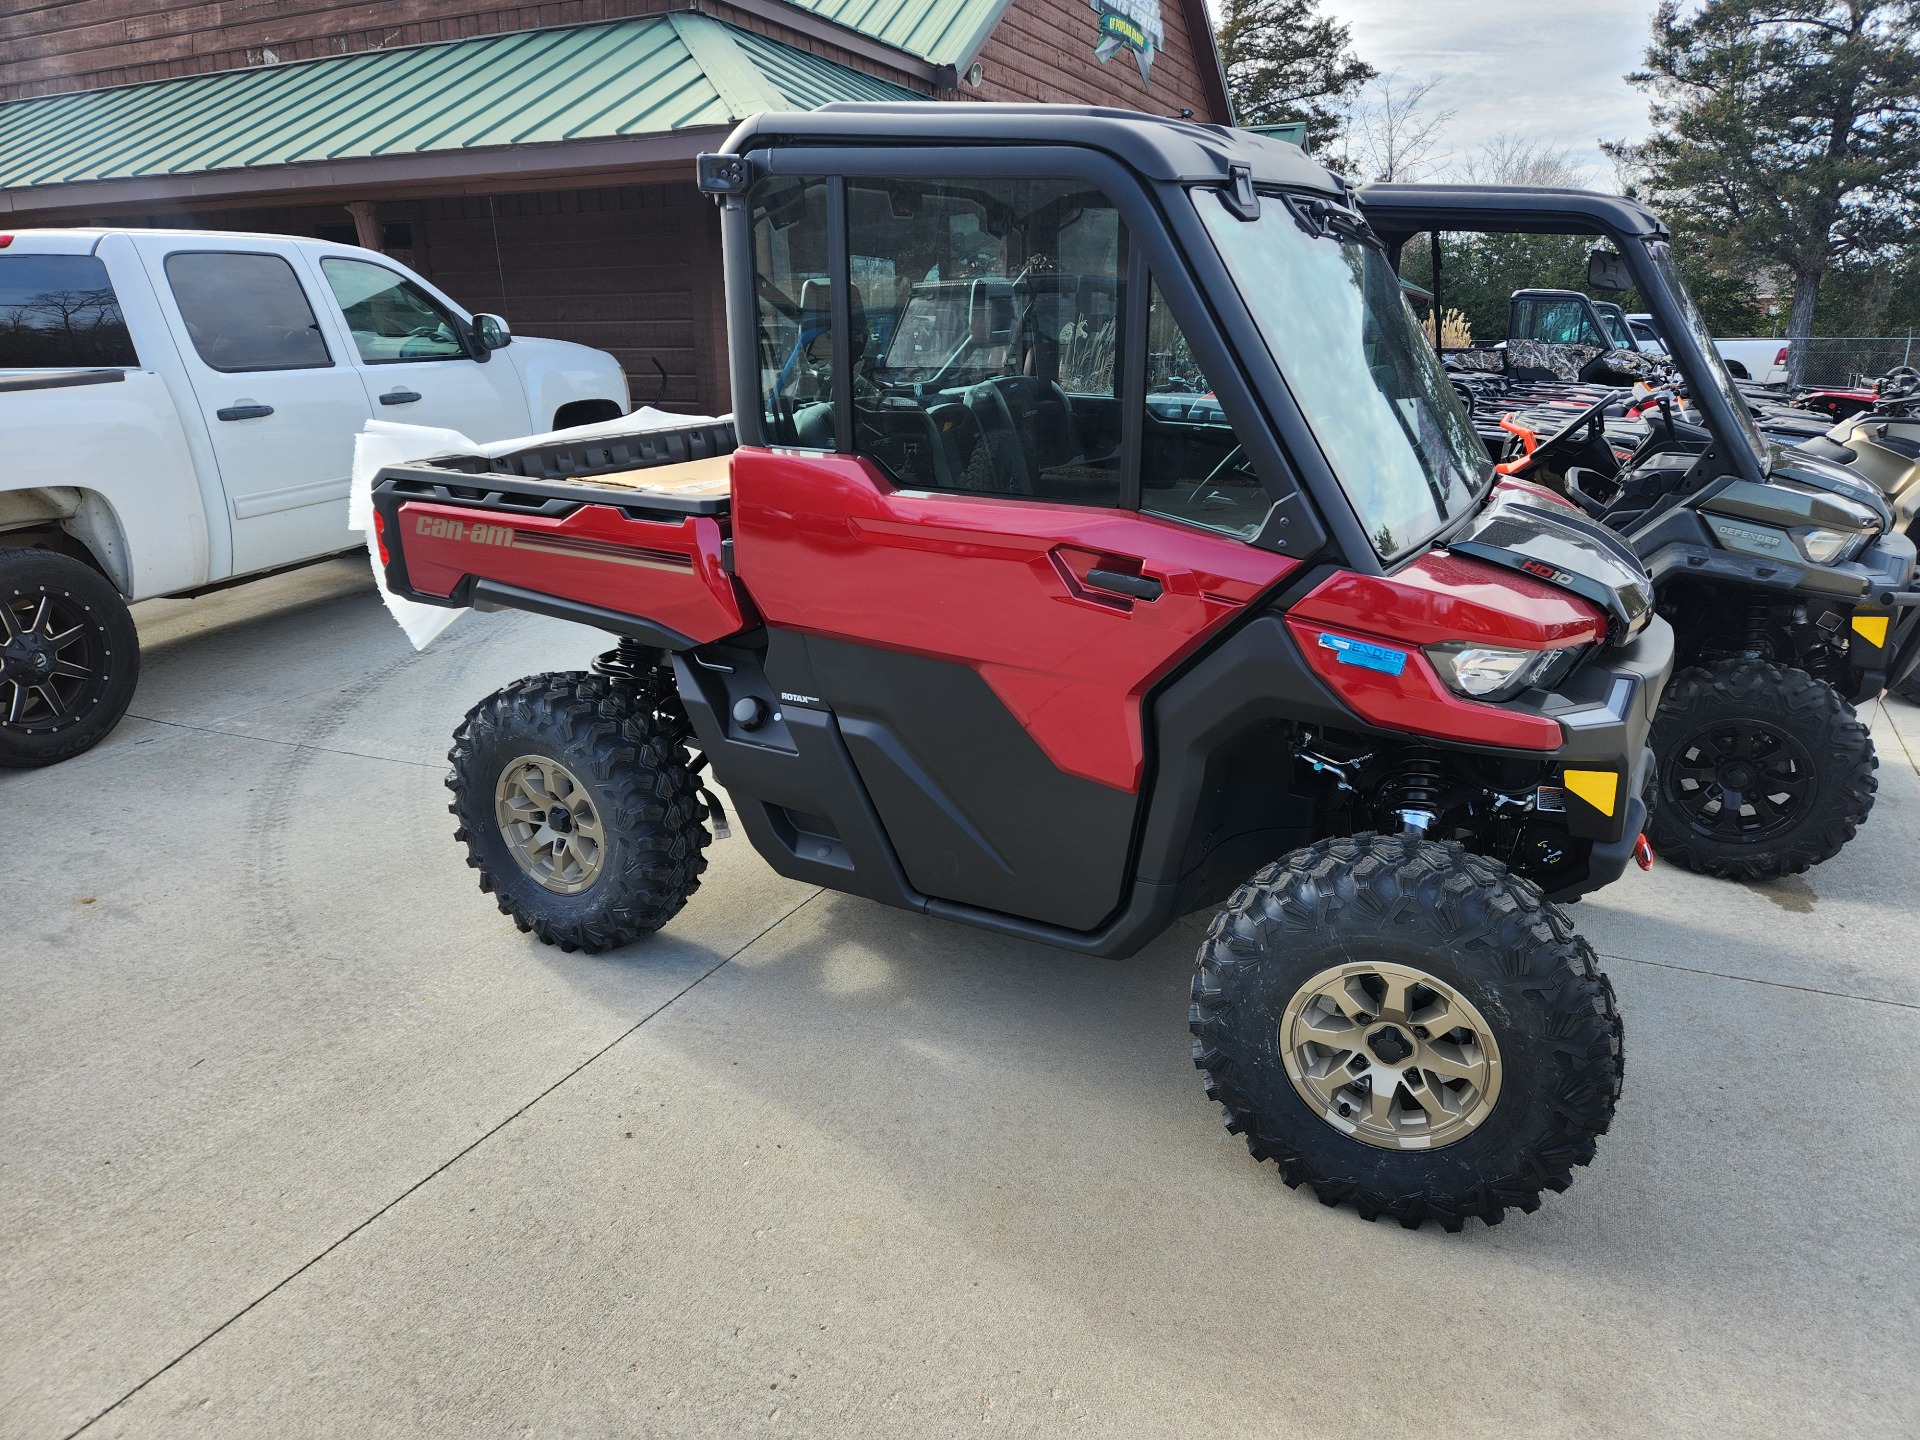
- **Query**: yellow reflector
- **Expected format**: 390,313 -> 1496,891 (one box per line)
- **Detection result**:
1851,614 -> 1889,648
1563,769 -> 1618,817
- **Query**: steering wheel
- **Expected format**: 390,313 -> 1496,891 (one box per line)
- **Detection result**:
1497,391 -> 1622,478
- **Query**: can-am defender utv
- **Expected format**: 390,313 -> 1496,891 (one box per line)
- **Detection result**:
1362,185 -> 1919,882
374,106 -> 1673,1229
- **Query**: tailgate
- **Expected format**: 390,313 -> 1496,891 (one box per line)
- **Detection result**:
371,418 -> 751,649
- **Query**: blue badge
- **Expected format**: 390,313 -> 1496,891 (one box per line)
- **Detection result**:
1317,632 -> 1408,676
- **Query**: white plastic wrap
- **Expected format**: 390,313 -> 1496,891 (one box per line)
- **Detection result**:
347,409 -> 730,651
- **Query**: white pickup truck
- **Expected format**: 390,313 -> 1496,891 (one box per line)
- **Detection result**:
1,228 -> 631,766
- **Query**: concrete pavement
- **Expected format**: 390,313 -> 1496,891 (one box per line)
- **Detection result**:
2,558 -> 1915,1438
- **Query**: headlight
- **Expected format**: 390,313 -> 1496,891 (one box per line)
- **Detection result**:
1425,642 -> 1580,701
1796,526 -> 1873,565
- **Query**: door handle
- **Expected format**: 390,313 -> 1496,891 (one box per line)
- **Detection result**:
379,390 -> 422,406
216,404 -> 274,421
1085,568 -> 1163,602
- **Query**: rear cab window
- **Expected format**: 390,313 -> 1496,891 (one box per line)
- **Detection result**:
0,254 -> 139,368
164,251 -> 332,372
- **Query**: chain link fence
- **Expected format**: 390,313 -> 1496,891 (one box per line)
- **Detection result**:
1785,335 -> 1917,387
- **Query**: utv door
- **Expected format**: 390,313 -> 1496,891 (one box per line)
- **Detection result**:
728,164 -> 1299,932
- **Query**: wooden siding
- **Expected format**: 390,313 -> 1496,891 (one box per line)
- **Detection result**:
965,0 -> 1225,120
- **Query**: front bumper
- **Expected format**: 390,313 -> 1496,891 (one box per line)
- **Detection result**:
1528,615 -> 1674,900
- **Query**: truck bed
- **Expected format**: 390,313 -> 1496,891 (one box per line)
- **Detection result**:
372,418 -> 752,649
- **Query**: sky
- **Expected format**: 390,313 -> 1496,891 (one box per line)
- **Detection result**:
1300,1 -> 1664,183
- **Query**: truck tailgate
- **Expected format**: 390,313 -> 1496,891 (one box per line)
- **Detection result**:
371,419 -> 751,648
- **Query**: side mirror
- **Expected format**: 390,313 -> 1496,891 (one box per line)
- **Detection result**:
472,313 -> 512,354
1587,249 -> 1632,293
969,279 -> 1015,347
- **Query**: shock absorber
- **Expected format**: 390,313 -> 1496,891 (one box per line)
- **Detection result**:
1376,756 -> 1449,836
1741,597 -> 1771,661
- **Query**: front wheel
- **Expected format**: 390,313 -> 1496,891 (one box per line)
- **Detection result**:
1190,835 -> 1623,1230
0,547 -> 140,768
447,672 -> 710,953
1646,660 -> 1875,880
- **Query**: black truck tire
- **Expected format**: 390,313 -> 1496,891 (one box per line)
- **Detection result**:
1646,660 -> 1875,880
1190,835 -> 1622,1231
447,671 -> 710,953
0,547 -> 140,769
1893,667 -> 1920,706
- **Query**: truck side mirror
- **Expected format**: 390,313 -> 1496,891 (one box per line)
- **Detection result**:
472,313 -> 513,353
1587,249 -> 1631,293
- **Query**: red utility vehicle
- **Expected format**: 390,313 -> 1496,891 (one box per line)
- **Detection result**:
374,105 -> 1675,1229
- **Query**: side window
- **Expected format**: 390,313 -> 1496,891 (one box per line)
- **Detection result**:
0,254 -> 139,368
844,176 -> 1127,504
1532,299 -> 1606,349
750,176 -> 835,449
320,257 -> 468,364
1140,280 -> 1274,539
164,252 -> 331,372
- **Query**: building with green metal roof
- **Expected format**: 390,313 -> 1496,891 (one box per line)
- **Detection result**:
0,0 -> 1229,411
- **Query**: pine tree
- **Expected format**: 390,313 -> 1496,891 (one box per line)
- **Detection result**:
1608,0 -> 1920,380
1217,0 -> 1376,151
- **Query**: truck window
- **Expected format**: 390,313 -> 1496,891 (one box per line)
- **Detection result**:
320,258 -> 468,364
164,252 -> 332,373
842,176 -> 1127,504
0,254 -> 138,368
1141,280 -> 1272,538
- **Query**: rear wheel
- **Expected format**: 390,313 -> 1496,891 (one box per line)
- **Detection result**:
0,547 -> 139,768
1647,660 -> 1875,880
447,672 -> 709,952
1190,835 -> 1622,1230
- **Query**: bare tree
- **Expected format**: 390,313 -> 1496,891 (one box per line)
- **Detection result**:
1339,71 -> 1455,182
1458,134 -> 1593,189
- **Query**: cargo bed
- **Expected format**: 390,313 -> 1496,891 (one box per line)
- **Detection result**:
372,418 -> 752,649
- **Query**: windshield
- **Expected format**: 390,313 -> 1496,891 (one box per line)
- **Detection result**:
1196,189 -> 1490,558
1597,305 -> 1634,349
1643,240 -> 1769,472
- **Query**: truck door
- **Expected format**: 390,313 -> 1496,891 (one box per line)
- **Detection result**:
139,241 -> 373,577
309,254 -> 532,442
729,172 -> 1297,931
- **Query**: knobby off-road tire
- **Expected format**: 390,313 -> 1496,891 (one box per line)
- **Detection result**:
1190,835 -> 1623,1231
447,672 -> 709,953
0,547 -> 140,768
1646,659 -> 1875,881
1893,666 -> 1920,706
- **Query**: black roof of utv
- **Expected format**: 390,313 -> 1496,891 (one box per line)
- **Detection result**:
1357,183 -> 1670,244
719,103 -> 1345,196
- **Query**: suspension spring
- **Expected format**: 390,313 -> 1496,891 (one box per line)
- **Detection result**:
1377,756 -> 1449,836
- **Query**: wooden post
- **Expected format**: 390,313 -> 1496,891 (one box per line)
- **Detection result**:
344,200 -> 382,253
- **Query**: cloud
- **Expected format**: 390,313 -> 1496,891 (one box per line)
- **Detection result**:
1267,1 -> 1661,180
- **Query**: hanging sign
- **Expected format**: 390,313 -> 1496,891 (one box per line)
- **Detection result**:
1090,0 -> 1164,86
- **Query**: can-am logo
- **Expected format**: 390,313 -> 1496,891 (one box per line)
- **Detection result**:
415,514 -> 513,547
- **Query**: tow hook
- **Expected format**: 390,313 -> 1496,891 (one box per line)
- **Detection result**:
1632,833 -> 1655,871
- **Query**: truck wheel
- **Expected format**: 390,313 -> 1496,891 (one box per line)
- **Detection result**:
1646,660 -> 1875,880
1189,835 -> 1622,1230
0,547 -> 140,769
446,672 -> 710,953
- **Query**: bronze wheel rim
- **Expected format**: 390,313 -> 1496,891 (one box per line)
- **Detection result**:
1280,961 -> 1503,1150
494,755 -> 607,895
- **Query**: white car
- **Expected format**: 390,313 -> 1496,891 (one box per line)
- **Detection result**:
0,227 -> 631,766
